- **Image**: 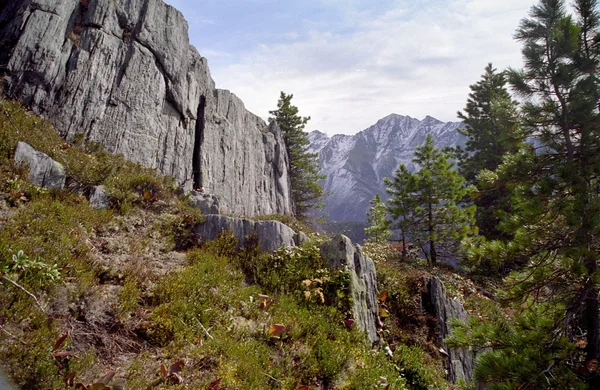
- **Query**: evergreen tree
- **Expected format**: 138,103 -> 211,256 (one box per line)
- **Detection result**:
386,135 -> 476,265
384,164 -> 417,258
364,194 -> 392,243
269,92 -> 324,219
461,1 -> 600,387
457,64 -> 523,240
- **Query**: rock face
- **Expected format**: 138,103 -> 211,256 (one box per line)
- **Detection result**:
193,214 -> 300,253
422,276 -> 475,385
188,192 -> 221,215
308,115 -> 466,222
320,234 -> 379,344
0,0 -> 292,217
14,142 -> 66,189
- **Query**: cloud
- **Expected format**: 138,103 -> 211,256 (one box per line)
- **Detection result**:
180,0 -> 539,135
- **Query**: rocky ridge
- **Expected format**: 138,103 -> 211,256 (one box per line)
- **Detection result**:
0,0 -> 292,217
309,114 -> 466,221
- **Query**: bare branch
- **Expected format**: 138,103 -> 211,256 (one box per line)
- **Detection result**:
1,275 -> 46,313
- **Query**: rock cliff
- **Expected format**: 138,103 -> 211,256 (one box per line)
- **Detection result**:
0,0 -> 292,217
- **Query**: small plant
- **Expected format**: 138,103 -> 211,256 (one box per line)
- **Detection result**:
1,249 -> 61,289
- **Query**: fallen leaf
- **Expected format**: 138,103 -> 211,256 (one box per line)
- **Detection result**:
169,360 -> 185,374
53,332 -> 69,351
379,308 -> 390,318
344,319 -> 355,328
378,290 -> 388,302
268,324 -> 286,337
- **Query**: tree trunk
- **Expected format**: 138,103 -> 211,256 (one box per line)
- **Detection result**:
428,203 -> 437,265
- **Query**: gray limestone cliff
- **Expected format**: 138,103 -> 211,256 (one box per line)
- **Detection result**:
0,0 -> 292,217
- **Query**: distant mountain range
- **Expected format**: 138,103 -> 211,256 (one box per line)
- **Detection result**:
309,114 -> 466,222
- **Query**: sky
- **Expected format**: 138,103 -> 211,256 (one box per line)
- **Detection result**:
163,0 -> 540,136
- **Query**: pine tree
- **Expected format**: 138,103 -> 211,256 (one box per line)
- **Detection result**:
385,164 -> 417,258
364,194 -> 392,243
456,64 -> 523,240
505,0 -> 600,369
269,92 -> 324,219
386,135 -> 476,265
460,1 -> 600,387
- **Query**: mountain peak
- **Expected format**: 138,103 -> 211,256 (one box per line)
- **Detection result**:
422,115 -> 443,124
309,113 -> 466,222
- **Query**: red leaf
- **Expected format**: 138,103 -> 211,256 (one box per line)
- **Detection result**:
169,360 -> 185,374
268,324 -> 286,337
344,319 -> 355,328
297,386 -> 311,390
207,378 -> 222,390
160,363 -> 168,378
53,332 -> 69,351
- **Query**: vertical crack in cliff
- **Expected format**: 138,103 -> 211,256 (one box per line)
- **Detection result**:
192,95 -> 206,189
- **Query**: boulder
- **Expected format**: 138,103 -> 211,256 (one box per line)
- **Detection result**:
320,234 -> 379,344
89,185 -> 110,209
422,276 -> 476,384
14,142 -> 65,189
188,191 -> 220,215
193,215 -> 297,253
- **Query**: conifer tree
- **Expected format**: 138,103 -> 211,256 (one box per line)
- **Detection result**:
269,92 -> 324,219
457,64 -> 523,240
459,1 -> 600,387
364,194 -> 392,243
385,164 -> 418,258
386,135 -> 476,265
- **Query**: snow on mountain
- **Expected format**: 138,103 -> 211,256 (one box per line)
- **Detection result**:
309,114 -> 466,222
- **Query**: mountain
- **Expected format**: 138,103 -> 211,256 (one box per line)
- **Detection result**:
0,0 -> 292,217
309,114 -> 466,222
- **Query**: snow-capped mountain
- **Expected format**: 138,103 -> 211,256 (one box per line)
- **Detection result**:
309,114 -> 466,222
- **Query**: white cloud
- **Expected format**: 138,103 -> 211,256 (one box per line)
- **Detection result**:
198,0 -> 539,135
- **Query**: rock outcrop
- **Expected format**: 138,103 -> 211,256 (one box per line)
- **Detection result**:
14,141 -> 66,189
193,214 -> 300,253
422,276 -> 476,384
88,185 -> 109,209
188,191 -> 222,215
0,0 -> 292,217
320,234 -> 379,344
